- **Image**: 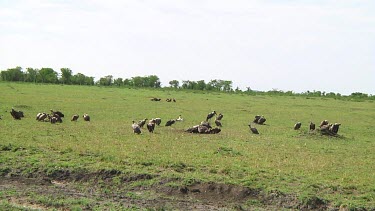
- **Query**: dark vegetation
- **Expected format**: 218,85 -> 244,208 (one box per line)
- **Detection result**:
1,66 -> 374,100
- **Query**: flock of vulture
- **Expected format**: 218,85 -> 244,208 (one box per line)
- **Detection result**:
131,111 -> 224,135
8,108 -> 90,123
6,107 -> 341,137
293,120 -> 341,136
132,111 -> 341,137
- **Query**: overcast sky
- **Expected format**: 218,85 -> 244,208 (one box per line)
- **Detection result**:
1,0 -> 374,95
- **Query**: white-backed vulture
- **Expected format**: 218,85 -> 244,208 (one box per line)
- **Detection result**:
165,119 -> 176,126
71,114 -> 79,121
138,118 -> 148,128
147,119 -> 156,133
132,120 -> 142,134
294,122 -> 302,130
83,114 -> 90,121
248,124 -> 259,134
206,111 -> 216,121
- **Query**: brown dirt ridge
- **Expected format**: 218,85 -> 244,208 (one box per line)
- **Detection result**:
0,168 -> 336,210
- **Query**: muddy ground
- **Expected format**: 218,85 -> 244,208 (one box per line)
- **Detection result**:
0,170 -> 330,210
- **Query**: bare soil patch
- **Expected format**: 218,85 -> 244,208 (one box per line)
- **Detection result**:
0,169 -> 329,210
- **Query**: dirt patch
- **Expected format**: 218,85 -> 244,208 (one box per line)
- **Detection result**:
0,170 -> 328,210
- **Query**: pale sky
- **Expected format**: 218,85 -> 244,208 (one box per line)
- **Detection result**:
1,0 -> 374,95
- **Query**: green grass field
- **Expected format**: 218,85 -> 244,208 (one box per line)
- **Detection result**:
1,82 -> 374,210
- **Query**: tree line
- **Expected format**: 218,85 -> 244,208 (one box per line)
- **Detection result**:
1,66 -> 373,100
0,66 -> 233,91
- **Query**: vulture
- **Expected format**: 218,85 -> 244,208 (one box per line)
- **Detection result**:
186,125 -> 199,133
173,98 -> 176,102
153,118 -> 161,126
206,111 -> 217,121
253,115 -> 261,123
320,124 -> 333,135
330,123 -> 341,134
37,113 -> 48,121
50,109 -> 64,118
150,97 -> 161,101
132,121 -> 142,134
253,115 -> 266,124
294,122 -> 302,130
50,113 -> 63,123
214,119 -> 222,127
200,121 -> 212,129
320,120 -> 329,128
138,118 -> 148,128
209,127 -> 221,134
147,119 -> 156,133
309,122 -> 316,131
83,113 -> 90,121
71,114 -> 79,121
50,116 -> 58,124
176,115 -> 183,122
198,125 -> 210,133
248,124 -> 259,134
216,113 -> 224,120
185,122 -> 221,134
165,119 -> 176,126
36,113 -> 43,120
10,108 -> 24,120
257,116 -> 266,125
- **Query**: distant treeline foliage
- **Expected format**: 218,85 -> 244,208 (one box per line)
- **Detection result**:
1,66 -> 373,100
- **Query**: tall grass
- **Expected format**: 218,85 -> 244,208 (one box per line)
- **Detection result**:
1,82 -> 374,208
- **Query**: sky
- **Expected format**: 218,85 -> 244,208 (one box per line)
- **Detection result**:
0,0 -> 374,95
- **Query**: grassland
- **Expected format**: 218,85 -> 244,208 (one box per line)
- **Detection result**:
0,82 -> 374,210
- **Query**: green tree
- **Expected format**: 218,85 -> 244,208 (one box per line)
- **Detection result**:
98,75 -> 113,86
60,68 -> 73,84
222,80 -> 233,92
132,76 -> 144,87
72,73 -> 87,85
38,68 -> 58,83
85,76 -> 95,85
113,78 -> 123,86
25,68 -> 38,83
146,75 -> 161,88
1,66 -> 24,81
123,78 -> 133,87
169,80 -> 180,88
196,80 -> 206,90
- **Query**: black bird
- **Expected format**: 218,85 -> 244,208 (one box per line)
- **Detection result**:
83,113 -> 90,121
330,123 -> 341,134
320,120 -> 329,128
71,114 -> 79,121
153,118 -> 161,126
10,108 -> 24,120
248,124 -> 259,134
206,111 -> 217,121
132,121 -> 142,134
165,119 -> 176,126
215,119 -> 222,127
309,122 -> 316,131
216,113 -> 224,120
253,115 -> 261,123
147,119 -> 156,133
294,122 -> 302,130
50,109 -> 64,118
257,116 -> 266,124
138,118 -> 148,128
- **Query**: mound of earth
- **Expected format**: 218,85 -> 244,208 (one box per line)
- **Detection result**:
0,169 -> 330,210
